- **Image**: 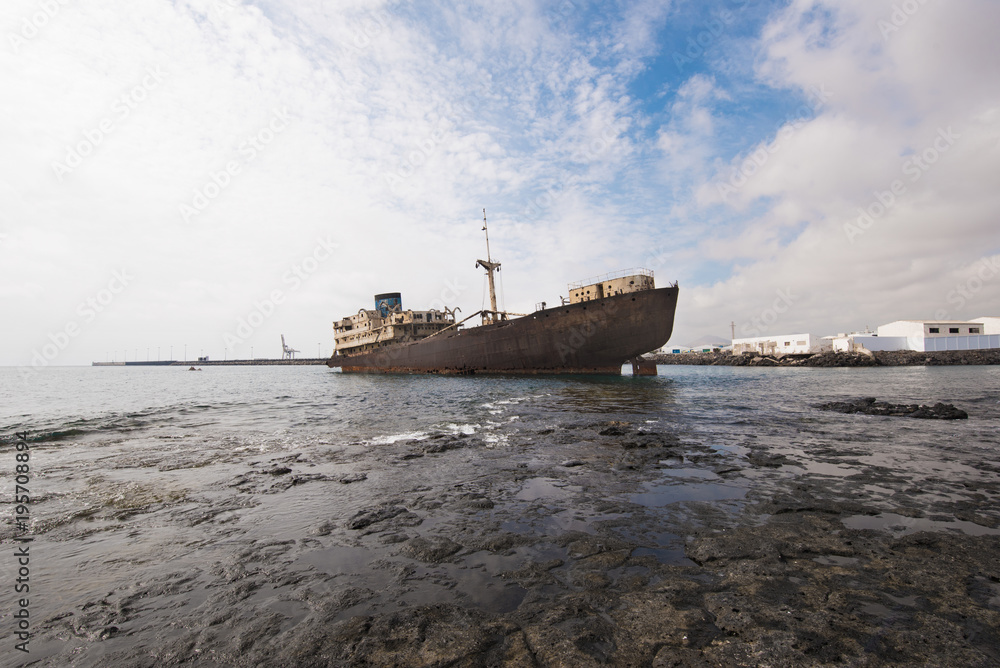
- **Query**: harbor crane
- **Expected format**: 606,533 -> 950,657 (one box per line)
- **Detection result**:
281,335 -> 300,360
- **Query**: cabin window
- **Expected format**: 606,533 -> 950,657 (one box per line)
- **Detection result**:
784,341 -> 791,346
970,327 -> 981,334
929,327 -> 939,333
949,327 -> 959,333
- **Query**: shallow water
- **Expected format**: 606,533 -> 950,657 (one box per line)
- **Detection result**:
1,364 -> 998,664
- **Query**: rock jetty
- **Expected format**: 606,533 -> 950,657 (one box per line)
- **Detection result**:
651,349 -> 1000,367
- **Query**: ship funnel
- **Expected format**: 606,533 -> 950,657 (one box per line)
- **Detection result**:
374,292 -> 402,317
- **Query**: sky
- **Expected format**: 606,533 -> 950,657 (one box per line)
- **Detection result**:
2,0 -> 999,367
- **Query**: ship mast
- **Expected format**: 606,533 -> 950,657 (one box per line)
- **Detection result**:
476,208 -> 501,325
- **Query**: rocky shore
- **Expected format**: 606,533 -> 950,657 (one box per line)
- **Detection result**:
21,371 -> 1000,667
232,510 -> 1000,667
651,349 -> 1000,367
33,420 -> 1000,667
815,397 -> 969,419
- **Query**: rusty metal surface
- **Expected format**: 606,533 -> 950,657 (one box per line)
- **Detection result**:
630,358 -> 658,376
338,365 -> 625,375
327,286 -> 678,376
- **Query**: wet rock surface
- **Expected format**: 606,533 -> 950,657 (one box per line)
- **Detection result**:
15,370 -> 1000,666
816,396 -> 970,419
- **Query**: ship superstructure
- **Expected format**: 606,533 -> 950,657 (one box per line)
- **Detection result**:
333,293 -> 458,357
568,269 -> 655,303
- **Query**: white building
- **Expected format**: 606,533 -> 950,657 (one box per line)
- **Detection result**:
830,330 -> 871,352
972,316 -> 1000,334
832,333 -> 906,352
731,334 -> 831,356
834,320 -> 1000,352
685,343 -> 724,353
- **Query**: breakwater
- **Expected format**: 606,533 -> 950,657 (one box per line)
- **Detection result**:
173,358 -> 329,366
92,358 -> 329,367
651,349 -> 1000,367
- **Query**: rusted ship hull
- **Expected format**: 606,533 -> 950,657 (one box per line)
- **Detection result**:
327,286 -> 678,375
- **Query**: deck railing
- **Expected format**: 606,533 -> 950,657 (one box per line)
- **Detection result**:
567,268 -> 654,290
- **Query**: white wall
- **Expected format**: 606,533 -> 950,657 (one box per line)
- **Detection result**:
922,334 -> 1000,351
878,320 -> 988,338
972,317 -> 1000,335
876,321 -> 924,338
732,334 -> 830,355
850,335 -> 911,351
852,332 -> 1000,352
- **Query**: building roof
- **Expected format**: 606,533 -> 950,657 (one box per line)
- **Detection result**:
731,333 -> 816,343
881,319 -> 981,325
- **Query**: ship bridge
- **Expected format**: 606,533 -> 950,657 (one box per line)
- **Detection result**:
333,296 -> 456,356
567,268 -> 655,303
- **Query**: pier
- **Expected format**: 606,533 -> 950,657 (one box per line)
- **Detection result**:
92,358 -> 329,367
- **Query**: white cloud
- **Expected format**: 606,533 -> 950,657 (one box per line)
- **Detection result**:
679,0 -> 1000,342
1,0 -> 673,365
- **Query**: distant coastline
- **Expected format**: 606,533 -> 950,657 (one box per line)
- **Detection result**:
87,350 -> 1000,369
649,349 -> 1000,367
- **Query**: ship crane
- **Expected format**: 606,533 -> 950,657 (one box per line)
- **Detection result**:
281,335 -> 300,360
476,208 -> 503,326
